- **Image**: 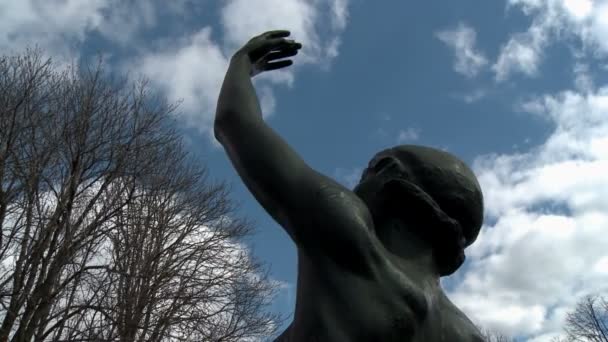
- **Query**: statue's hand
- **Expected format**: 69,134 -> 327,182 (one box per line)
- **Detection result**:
232,30 -> 302,77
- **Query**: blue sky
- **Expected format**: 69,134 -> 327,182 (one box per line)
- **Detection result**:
3,0 -> 608,340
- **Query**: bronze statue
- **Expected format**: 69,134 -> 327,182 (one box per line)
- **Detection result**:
215,30 -> 486,342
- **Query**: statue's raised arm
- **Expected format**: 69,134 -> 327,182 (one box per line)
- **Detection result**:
216,30 -> 489,342
214,31 -> 376,262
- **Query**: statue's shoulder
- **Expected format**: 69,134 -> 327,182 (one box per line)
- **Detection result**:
292,175 -> 375,234
293,177 -> 384,274
312,181 -> 373,227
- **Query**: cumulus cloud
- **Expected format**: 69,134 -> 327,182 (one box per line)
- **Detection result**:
95,2 -> 158,45
274,280 -> 295,306
221,0 -> 347,63
573,62 -> 594,92
493,30 -> 547,81
0,0 -> 351,141
397,127 -> 421,143
136,27 -> 229,137
220,0 -> 349,83
436,23 -> 488,78
494,0 -> 608,81
464,89 -> 487,103
0,0 -> 109,59
448,85 -> 608,340
439,12 -> 608,340
329,0 -> 349,31
0,0 -> 193,60
562,0 -> 593,20
128,0 -> 351,139
453,89 -> 487,104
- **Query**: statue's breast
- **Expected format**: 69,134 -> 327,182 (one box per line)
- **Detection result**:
285,249 -> 430,341
408,290 -> 487,342
278,251 -> 484,342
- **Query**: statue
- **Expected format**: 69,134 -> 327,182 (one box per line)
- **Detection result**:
215,30 -> 486,342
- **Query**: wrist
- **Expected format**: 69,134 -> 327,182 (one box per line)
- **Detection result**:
229,52 -> 253,75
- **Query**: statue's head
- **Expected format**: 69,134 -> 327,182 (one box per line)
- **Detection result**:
353,145 -> 484,276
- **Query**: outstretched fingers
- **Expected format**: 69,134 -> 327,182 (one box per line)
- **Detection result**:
245,31 -> 302,73
265,60 -> 293,71
265,30 -> 291,39
261,49 -> 297,71
260,38 -> 301,71
265,48 -> 299,61
263,38 -> 301,52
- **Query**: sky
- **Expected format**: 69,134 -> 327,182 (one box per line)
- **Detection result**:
2,0 -> 608,341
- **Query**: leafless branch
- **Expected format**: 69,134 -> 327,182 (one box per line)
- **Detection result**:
1,48 -> 282,342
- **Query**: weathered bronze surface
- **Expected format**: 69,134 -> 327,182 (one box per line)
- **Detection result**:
215,30 -> 485,342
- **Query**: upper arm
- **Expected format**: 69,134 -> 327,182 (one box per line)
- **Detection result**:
216,118 -> 376,259
302,176 -> 383,274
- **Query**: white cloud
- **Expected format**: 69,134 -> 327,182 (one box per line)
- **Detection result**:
0,0 -> 187,61
495,0 -> 608,81
258,85 -> 278,117
1,0 -> 351,143
136,27 -> 229,138
507,0 -> 545,13
492,1 -> 554,81
573,62 -> 594,92
274,280 -> 295,309
445,10 -> 608,337
590,3 -> 608,51
95,2 -> 158,45
562,0 -> 593,20
130,0 -> 351,140
463,89 -> 487,103
0,0 -> 109,59
493,31 -> 546,81
221,0 -> 348,67
436,23 -> 488,78
454,89 -> 487,104
221,0 -> 316,52
447,85 -> 608,339
397,127 -> 420,143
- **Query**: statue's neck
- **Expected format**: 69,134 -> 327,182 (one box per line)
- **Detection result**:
374,217 -> 441,287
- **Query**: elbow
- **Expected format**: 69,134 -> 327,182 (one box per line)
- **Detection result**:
213,110 -> 229,143
213,120 -> 225,144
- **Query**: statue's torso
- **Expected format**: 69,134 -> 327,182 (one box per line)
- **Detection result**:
275,244 -> 484,342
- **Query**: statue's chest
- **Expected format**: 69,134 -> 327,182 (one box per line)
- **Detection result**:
294,255 -> 433,341
283,253 -> 483,342
341,266 -> 431,340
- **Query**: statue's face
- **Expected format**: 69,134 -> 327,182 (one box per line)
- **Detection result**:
353,145 -> 484,248
353,149 -> 432,228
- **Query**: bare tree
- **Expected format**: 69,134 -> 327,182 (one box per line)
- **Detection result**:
0,48 -> 282,342
57,138 -> 281,342
478,326 -> 516,342
550,294 -> 608,342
